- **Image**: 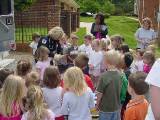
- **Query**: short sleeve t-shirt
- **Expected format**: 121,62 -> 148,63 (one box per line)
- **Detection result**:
61,88 -> 95,120
29,41 -> 38,55
135,28 -> 156,49
145,59 -> 160,120
42,87 -> 63,117
21,109 -> 55,120
97,71 -> 122,112
35,58 -> 51,80
124,96 -> 148,120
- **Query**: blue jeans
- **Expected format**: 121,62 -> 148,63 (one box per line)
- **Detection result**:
99,110 -> 121,120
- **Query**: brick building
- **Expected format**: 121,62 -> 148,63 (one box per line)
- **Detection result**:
15,0 -> 80,42
135,0 -> 159,30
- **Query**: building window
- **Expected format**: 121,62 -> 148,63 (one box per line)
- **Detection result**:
0,0 -> 11,15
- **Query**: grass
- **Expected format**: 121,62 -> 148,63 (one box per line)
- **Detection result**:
80,16 -> 139,49
16,27 -> 48,43
75,27 -> 87,45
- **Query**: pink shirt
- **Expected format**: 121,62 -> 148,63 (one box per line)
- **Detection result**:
0,102 -> 21,120
143,64 -> 151,74
36,58 -> 51,80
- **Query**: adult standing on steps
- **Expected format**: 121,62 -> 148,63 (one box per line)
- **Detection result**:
91,13 -> 108,39
135,17 -> 156,49
37,27 -> 65,57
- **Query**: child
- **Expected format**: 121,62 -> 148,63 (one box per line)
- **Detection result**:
35,46 -> 53,81
61,67 -> 95,120
0,68 -> 14,89
143,51 -> 155,74
96,50 -> 122,120
119,44 -> 130,54
123,52 -> 134,79
42,66 -> 64,120
74,53 -> 94,91
100,38 -> 110,52
16,59 -> 32,79
78,34 -> 92,56
67,34 -> 79,63
131,49 -> 145,73
110,34 -> 124,50
25,71 -> 40,87
0,75 -> 26,120
29,32 -> 40,57
89,40 -> 103,88
124,72 -> 149,120
21,85 -> 55,120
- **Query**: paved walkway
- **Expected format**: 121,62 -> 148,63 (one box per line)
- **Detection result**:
80,22 -> 92,34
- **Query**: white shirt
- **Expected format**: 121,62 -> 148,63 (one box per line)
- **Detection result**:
42,87 -> 63,117
61,88 -> 95,120
145,59 -> 160,120
135,28 -> 156,49
29,41 -> 38,55
78,44 -> 92,56
131,60 -> 144,73
21,109 -> 55,120
88,50 -> 103,76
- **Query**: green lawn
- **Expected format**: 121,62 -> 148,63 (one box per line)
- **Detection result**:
75,27 -> 86,45
80,16 -> 139,49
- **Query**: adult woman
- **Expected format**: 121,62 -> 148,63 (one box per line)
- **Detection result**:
145,59 -> 160,120
91,13 -> 108,39
135,17 -> 156,49
37,27 -> 64,57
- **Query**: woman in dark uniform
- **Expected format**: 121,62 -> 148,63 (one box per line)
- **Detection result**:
91,13 -> 108,39
37,27 -> 64,57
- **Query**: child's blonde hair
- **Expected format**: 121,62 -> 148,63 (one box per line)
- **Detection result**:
25,85 -> 48,120
104,50 -> 121,66
100,39 -> 110,51
39,46 -> 49,61
26,71 -> 40,87
0,75 -> 25,116
63,67 -> 87,96
146,44 -> 156,53
143,51 -> 155,66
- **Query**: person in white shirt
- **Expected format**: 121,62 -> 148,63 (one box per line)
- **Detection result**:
61,67 -> 95,120
78,34 -> 93,56
135,17 -> 156,49
22,85 -> 55,120
42,66 -> 64,119
89,40 -> 103,88
145,59 -> 160,120
131,49 -> 144,73
29,32 -> 40,55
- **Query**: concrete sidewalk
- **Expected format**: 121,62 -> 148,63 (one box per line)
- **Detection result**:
80,22 -> 92,34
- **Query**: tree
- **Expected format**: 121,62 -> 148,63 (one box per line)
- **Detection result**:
14,0 -> 37,11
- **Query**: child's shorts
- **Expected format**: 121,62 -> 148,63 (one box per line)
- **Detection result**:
99,110 -> 121,120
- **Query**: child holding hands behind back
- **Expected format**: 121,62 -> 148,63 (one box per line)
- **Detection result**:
96,50 -> 122,120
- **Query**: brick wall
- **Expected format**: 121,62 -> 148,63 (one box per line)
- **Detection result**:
139,0 -> 159,30
15,0 -> 80,36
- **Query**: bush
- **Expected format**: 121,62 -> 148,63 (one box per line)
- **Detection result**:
104,13 -> 111,18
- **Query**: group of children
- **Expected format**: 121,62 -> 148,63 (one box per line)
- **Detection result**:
0,31 -> 157,120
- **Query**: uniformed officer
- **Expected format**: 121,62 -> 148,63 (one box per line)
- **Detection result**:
37,27 -> 64,57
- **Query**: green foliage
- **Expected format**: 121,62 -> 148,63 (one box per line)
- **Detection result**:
14,0 -> 37,11
75,0 -> 115,15
75,0 -> 134,15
